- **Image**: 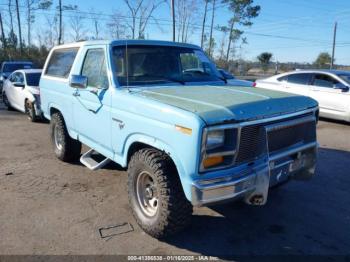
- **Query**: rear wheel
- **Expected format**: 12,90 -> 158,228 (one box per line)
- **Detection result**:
128,148 -> 192,238
50,112 -> 82,162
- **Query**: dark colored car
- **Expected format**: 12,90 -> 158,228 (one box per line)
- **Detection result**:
0,61 -> 33,92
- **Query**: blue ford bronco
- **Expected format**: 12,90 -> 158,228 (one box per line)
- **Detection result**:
40,40 -> 318,238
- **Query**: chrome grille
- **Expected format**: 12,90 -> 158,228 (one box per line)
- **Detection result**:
267,120 -> 316,153
235,113 -> 316,164
235,125 -> 266,164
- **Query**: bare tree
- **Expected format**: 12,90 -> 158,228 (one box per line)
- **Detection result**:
25,0 -> 52,47
207,0 -> 215,57
58,0 -> 62,44
200,0 -> 209,48
57,0 -> 77,44
0,12 -> 6,48
36,14 -> 58,48
176,0 -> 198,43
7,0 -> 14,33
15,0 -> 23,53
69,12 -> 87,41
107,11 -> 128,39
89,8 -> 102,40
124,0 -> 165,39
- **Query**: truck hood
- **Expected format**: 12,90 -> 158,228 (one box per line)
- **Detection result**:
134,85 -> 318,125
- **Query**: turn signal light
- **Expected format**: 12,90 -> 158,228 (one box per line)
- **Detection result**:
203,156 -> 224,169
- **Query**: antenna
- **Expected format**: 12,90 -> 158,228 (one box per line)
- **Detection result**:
126,41 -> 130,92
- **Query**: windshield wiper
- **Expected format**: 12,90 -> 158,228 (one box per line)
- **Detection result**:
165,77 -> 185,85
217,76 -> 227,84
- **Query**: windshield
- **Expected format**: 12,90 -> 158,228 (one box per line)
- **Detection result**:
2,63 -> 33,73
112,45 -> 222,86
26,73 -> 41,86
337,73 -> 350,85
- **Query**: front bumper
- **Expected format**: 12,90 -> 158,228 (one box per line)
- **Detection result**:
191,142 -> 317,207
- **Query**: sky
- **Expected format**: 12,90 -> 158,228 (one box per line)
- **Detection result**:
0,0 -> 349,64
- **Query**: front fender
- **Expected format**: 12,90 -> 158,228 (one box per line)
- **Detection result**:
116,134 -> 193,201
48,103 -> 78,140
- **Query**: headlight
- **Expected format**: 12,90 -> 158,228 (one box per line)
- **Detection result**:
206,130 -> 225,150
200,126 -> 238,172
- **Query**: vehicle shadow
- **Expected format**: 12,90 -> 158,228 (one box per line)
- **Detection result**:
319,117 -> 350,126
161,147 -> 350,258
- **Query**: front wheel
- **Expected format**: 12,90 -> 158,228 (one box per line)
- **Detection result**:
25,100 -> 38,122
128,148 -> 193,238
50,112 -> 82,162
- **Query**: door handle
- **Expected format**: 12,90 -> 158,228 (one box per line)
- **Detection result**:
73,91 -> 80,97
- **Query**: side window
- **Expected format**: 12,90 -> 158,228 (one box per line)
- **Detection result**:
181,53 -> 201,71
10,73 -> 23,83
45,48 -> 79,78
9,73 -> 16,82
313,74 -> 339,88
277,75 -> 287,82
287,73 -> 311,85
17,73 -> 24,83
81,49 -> 108,88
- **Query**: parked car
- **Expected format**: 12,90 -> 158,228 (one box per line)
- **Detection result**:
255,69 -> 350,122
218,69 -> 254,87
2,69 -> 43,122
40,40 -> 318,238
0,61 -> 33,93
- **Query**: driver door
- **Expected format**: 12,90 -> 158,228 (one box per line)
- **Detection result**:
73,46 -> 113,158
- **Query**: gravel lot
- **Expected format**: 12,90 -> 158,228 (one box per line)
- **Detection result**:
0,101 -> 349,257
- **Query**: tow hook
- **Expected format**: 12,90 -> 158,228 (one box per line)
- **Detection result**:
249,194 -> 265,205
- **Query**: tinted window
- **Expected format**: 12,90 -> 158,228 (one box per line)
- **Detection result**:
81,49 -> 108,88
313,74 -> 339,88
287,73 -> 311,85
26,73 -> 41,86
2,63 -> 32,73
10,72 -> 24,83
45,48 -> 79,78
277,75 -> 287,81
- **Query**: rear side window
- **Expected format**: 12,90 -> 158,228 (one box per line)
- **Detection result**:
81,49 -> 108,88
313,74 -> 339,88
45,48 -> 79,78
287,73 -> 311,85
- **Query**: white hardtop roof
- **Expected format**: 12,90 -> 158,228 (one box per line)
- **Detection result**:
15,69 -> 42,74
51,39 -> 201,50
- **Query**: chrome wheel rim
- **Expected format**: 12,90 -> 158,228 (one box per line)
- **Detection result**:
54,124 -> 63,151
26,101 -> 33,119
136,171 -> 158,217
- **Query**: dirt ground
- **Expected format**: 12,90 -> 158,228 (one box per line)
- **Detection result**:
0,101 -> 349,258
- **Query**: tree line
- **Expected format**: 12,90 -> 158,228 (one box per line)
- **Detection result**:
0,0 -> 261,68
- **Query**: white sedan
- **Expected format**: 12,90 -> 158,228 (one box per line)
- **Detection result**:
2,69 -> 43,122
255,70 -> 350,122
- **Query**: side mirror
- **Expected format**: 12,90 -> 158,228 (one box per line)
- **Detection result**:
334,83 -> 349,92
69,74 -> 87,89
14,82 -> 25,88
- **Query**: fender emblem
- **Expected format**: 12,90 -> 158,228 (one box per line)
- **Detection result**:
112,118 -> 125,129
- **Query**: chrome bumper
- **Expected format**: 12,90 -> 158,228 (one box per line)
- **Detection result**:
191,142 -> 317,207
